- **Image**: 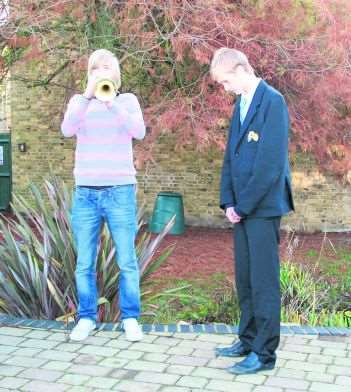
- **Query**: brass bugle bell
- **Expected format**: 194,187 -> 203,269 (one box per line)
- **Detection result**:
94,79 -> 117,102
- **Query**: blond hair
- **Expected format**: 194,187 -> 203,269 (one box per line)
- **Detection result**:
210,48 -> 254,80
88,49 -> 121,89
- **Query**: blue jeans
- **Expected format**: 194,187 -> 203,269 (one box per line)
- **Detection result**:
71,184 -> 140,322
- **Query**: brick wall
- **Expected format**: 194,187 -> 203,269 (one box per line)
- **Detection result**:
1,62 -> 350,232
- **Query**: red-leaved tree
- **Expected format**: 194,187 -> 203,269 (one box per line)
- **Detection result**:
0,0 -> 350,179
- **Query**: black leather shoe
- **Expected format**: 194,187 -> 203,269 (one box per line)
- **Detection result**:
215,341 -> 251,358
227,352 -> 275,375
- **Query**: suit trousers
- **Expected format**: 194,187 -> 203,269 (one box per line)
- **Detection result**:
234,216 -> 281,364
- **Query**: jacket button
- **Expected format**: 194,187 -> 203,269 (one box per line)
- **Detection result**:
235,152 -> 239,157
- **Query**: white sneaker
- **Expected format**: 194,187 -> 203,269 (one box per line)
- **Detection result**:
122,318 -> 143,342
70,318 -> 96,341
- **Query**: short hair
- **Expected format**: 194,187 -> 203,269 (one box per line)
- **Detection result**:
210,48 -> 254,80
88,49 -> 121,89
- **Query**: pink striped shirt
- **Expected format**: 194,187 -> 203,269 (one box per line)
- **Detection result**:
61,93 -> 145,186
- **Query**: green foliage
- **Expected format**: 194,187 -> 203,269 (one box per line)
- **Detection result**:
141,262 -> 350,328
0,176 -> 175,322
142,275 -> 240,325
1,46 -> 25,68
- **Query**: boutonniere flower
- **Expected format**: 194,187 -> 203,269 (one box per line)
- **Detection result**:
248,131 -> 259,142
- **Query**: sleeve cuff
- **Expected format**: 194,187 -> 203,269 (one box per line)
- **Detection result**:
234,207 -> 246,218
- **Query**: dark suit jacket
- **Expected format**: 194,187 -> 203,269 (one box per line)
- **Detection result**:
220,79 -> 294,218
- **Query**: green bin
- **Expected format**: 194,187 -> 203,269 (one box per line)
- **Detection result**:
149,191 -> 185,235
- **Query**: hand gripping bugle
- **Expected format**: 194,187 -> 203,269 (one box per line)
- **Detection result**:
94,79 -> 117,102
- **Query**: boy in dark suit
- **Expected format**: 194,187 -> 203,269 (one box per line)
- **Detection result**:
210,48 -> 294,375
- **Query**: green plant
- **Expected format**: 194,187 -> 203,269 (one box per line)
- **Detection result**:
0,176 -> 175,322
141,276 -> 240,325
280,261 -> 326,324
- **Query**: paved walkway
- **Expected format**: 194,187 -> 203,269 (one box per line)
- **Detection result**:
0,325 -> 350,392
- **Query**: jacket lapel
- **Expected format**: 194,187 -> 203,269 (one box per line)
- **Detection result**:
228,99 -> 240,149
235,80 -> 267,150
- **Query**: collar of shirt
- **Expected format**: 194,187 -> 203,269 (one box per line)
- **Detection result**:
241,77 -> 261,110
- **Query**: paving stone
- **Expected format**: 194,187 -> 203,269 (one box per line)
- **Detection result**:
167,347 -> 194,356
323,348 -> 348,357
327,365 -> 351,375
124,360 -> 168,372
276,368 -> 306,380
25,330 -> 53,339
58,374 -> 91,386
66,364 -> 111,377
0,336 -> 26,346
173,333 -> 200,340
78,344 -> 119,357
85,376 -> 119,389
192,349 -> 216,358
135,372 -> 180,385
19,368 -> 63,382
252,387 -> 283,392
73,354 -> 104,365
113,380 -> 161,391
55,343 -> 83,352
205,379 -> 253,391
154,337 -> 181,347
115,350 -> 144,360
98,357 -> 129,369
310,381 -> 351,392
276,350 -> 307,361
94,331 -> 122,339
207,357 -> 239,369
0,327 -> 29,336
160,388 -> 199,392
283,344 -> 321,354
129,342 -> 168,354
285,360 -> 327,373
0,365 -> 24,377
178,340 -> 217,350
21,380 -> 69,391
264,376 -> 310,390
105,340 -> 132,349
281,336 -> 310,345
42,361 -> 71,371
46,333 -> 67,342
311,339 -> 348,350
65,387 -> 94,392
0,376 -> 28,389
191,366 -> 234,381
334,356 -> 351,367
167,355 -> 209,367
4,356 -> 48,368
0,346 -> 17,355
335,376 -> 351,385
19,338 -> 59,350
143,353 -> 170,362
137,334 -> 159,343
38,349 -> 77,362
176,375 -> 208,389
197,334 -> 234,344
12,347 -> 42,357
275,358 -> 287,368
307,353 -> 334,364
165,365 -> 195,376
284,389 -> 307,392
108,369 -> 137,380
82,336 -> 110,346
305,371 -> 335,383
235,374 -> 267,385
